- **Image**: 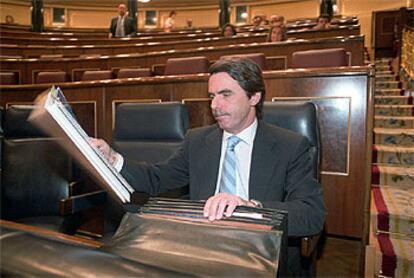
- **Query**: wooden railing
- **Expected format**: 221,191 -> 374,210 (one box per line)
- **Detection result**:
401,26 -> 414,80
0,35 -> 365,84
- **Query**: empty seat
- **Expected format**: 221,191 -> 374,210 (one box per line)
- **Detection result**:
117,68 -> 152,79
291,48 -> 348,68
113,102 -> 190,163
164,56 -> 209,75
81,70 -> 113,81
0,72 -> 17,85
36,71 -> 68,84
220,53 -> 266,70
1,105 -> 76,233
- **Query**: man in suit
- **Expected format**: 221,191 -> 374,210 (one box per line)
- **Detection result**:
109,3 -> 137,38
93,57 -> 325,276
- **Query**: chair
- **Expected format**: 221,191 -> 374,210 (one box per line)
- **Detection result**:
291,48 -> 348,68
81,70 -> 113,81
113,102 -> 189,163
35,71 -> 68,84
117,68 -> 152,78
164,56 -> 209,75
109,102 -> 190,231
0,72 -> 18,85
262,101 -> 321,276
1,105 -> 106,234
220,53 -> 267,70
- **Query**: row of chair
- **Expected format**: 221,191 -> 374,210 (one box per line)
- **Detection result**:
0,48 -> 348,85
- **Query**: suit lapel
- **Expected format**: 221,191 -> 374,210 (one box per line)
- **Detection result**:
197,126 -> 223,199
249,122 -> 280,199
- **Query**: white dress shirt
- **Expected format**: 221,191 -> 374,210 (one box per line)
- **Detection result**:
214,119 -> 258,200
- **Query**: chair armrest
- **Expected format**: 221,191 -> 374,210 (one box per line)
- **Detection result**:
60,190 -> 107,216
301,234 -> 321,257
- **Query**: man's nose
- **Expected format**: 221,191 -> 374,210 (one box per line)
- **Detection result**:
210,96 -> 219,110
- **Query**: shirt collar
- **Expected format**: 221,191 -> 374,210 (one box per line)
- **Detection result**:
222,118 -> 258,146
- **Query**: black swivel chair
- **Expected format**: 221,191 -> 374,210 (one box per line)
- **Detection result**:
104,102 -> 190,233
1,105 -> 106,234
263,101 -> 322,276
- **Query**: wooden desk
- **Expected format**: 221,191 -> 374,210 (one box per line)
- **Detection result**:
0,66 -> 374,238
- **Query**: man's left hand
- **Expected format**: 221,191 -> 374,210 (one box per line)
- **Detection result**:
203,193 -> 255,221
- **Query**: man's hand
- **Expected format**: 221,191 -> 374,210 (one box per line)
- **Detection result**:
203,193 -> 255,221
89,138 -> 118,166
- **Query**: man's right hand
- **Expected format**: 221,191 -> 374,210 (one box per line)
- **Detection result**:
89,138 -> 119,166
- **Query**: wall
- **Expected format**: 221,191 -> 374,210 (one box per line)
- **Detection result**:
0,0 -> 30,25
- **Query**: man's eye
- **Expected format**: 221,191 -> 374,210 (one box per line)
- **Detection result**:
222,92 -> 231,97
207,93 -> 215,99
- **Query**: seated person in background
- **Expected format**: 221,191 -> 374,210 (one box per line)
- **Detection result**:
252,15 -> 264,28
185,18 -> 194,29
267,25 -> 287,42
109,3 -> 137,38
164,11 -> 177,33
221,23 -> 237,37
92,57 -> 326,276
270,14 -> 285,27
311,14 -> 331,30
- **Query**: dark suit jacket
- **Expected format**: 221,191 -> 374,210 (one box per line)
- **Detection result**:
109,16 -> 137,37
122,121 -> 326,237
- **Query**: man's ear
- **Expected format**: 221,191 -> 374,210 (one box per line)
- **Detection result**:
250,92 -> 261,106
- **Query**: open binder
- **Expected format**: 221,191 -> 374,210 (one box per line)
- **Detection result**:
29,86 -> 134,203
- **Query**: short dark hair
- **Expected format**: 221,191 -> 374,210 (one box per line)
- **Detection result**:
208,58 -> 266,119
169,11 -> 177,17
221,23 -> 237,36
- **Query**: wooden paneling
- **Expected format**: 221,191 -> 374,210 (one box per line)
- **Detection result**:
0,66 -> 373,238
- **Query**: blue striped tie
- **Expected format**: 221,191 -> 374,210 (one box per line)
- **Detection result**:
219,136 -> 241,194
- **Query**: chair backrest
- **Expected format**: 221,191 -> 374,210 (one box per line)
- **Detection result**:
220,53 -> 266,70
0,72 -> 18,85
36,71 -> 68,84
291,48 -> 348,68
1,105 -> 73,220
262,101 -> 321,180
81,70 -> 113,81
117,68 -> 152,79
164,56 -> 209,75
112,102 -> 190,163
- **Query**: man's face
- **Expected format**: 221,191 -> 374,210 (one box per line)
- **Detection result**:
118,4 -> 126,16
208,72 -> 260,134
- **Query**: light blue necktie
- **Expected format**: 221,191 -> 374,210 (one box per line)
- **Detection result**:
219,136 -> 241,194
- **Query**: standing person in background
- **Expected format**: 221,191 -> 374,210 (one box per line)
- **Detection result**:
221,23 -> 237,37
164,11 -> 177,32
109,3 -> 137,38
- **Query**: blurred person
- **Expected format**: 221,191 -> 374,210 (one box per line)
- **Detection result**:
109,3 -> 137,38
270,15 -> 285,27
311,14 -> 331,30
186,18 -> 194,29
164,11 -> 177,32
221,23 -> 237,37
267,25 -> 287,42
